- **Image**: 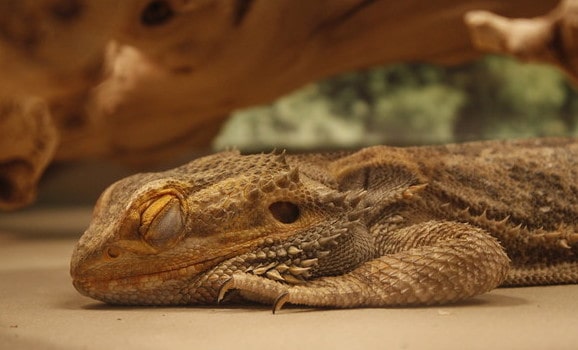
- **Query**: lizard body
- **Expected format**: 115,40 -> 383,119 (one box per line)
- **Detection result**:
70,138 -> 578,310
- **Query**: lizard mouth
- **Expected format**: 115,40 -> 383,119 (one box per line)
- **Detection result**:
71,257 -> 225,305
70,245 -> 244,305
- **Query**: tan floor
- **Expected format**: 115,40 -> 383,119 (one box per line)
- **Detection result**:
1,232 -> 578,350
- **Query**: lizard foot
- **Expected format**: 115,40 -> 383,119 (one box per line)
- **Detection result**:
216,221 -> 512,310
533,227 -> 578,250
217,273 -> 290,312
216,272 -> 362,313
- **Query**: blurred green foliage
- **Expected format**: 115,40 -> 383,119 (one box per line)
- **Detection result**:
214,55 -> 578,151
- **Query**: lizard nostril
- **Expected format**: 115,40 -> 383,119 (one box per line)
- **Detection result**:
269,201 -> 300,224
141,0 -> 174,26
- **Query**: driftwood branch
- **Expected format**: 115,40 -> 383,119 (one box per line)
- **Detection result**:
0,0 -> 573,209
0,97 -> 57,210
465,0 -> 578,82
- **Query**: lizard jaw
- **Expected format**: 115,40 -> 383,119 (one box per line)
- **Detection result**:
71,256 -> 227,305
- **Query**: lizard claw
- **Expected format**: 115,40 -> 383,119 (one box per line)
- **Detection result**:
272,292 -> 290,314
217,277 -> 234,304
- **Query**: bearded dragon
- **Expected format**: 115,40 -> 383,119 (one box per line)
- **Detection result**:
70,138 -> 578,311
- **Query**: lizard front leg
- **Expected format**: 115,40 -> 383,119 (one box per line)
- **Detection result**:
218,221 -> 510,311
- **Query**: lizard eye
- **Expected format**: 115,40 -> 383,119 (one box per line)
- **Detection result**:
139,194 -> 185,248
269,201 -> 300,224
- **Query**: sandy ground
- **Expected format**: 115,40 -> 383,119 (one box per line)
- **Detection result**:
1,231 -> 578,350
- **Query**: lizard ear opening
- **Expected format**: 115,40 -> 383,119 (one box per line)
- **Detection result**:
269,201 -> 300,224
139,194 -> 185,249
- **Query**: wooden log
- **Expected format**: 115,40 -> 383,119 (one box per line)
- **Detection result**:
465,0 -> 578,83
0,97 -> 57,210
0,0 -> 129,97
56,0 -> 559,162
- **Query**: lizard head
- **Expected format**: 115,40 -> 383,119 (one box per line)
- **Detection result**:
70,150 -> 375,305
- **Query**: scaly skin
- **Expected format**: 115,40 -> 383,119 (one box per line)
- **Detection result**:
70,138 -> 578,310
